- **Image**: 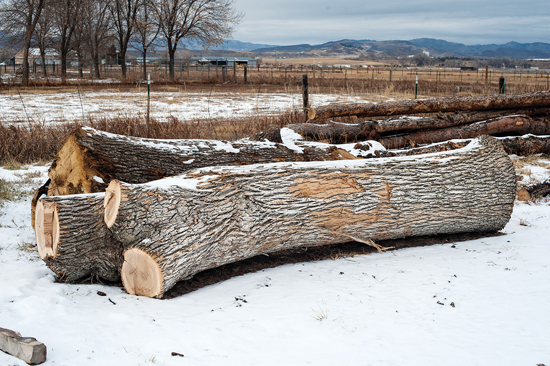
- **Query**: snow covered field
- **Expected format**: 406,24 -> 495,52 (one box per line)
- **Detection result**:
0,156 -> 549,366
0,91 -> 375,124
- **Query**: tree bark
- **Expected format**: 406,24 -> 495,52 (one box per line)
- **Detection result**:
378,115 -> 550,149
104,135 -> 515,298
518,177 -> 550,202
34,194 -> 123,282
290,108 -> 549,144
46,126 -> 365,198
307,92 -> 550,120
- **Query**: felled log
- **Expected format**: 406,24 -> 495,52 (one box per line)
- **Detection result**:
290,108 -> 550,143
390,135 -> 550,157
104,135 -> 515,298
518,177 -> 550,201
31,126 -> 370,228
308,91 -> 550,120
47,126 -> 365,197
34,194 -> 123,282
379,115 -> 550,149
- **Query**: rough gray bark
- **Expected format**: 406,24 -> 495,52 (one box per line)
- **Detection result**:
308,91 -> 550,120
289,108 -> 550,143
35,194 -> 123,282
389,135 -> 550,157
47,126 -> 362,197
105,135 -> 515,298
378,115 -> 550,149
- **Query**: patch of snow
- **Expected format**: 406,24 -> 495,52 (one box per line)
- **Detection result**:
92,176 -> 104,184
1,159 -> 549,366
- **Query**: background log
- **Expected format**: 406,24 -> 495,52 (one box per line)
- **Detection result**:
290,108 -> 549,144
518,177 -> 550,201
308,91 -> 550,120
104,135 -> 515,298
35,194 -> 123,282
389,135 -> 550,157
378,115 -> 550,149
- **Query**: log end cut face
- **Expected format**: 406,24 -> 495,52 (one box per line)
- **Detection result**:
35,199 -> 60,259
104,180 -> 123,229
121,248 -> 163,298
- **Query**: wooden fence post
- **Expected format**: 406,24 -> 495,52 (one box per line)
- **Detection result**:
244,64 -> 247,83
302,74 -> 309,119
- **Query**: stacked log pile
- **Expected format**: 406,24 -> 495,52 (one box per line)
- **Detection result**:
32,92 -> 549,298
295,92 -> 550,149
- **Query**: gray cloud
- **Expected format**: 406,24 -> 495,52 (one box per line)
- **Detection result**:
232,0 -> 550,45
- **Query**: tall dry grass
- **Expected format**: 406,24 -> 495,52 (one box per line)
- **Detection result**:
1,110 -> 360,165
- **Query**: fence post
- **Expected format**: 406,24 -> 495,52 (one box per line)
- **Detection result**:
499,76 -> 506,94
233,62 -> 236,83
415,75 -> 418,99
485,65 -> 489,84
302,74 -> 309,120
244,64 -> 247,83
147,73 -> 151,125
389,66 -> 392,83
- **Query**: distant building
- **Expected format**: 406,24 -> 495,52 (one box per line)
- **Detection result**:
422,50 -> 430,57
190,56 -> 257,67
14,48 -> 59,65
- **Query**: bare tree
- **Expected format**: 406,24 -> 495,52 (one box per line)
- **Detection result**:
156,0 -> 242,80
50,0 -> 83,79
82,0 -> 113,79
109,0 -> 142,79
132,0 -> 160,79
33,4 -> 54,76
0,0 -> 48,85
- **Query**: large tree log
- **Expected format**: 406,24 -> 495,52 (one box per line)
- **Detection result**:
308,91 -> 550,120
34,194 -> 123,282
32,126 -> 375,228
518,177 -> 550,201
378,115 -> 550,149
47,126 -> 365,198
290,108 -> 550,143
103,135 -> 515,298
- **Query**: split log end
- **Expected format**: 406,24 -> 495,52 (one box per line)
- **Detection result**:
104,180 -> 123,229
121,248 -> 163,298
34,199 -> 59,260
307,108 -> 317,120
517,188 -> 531,202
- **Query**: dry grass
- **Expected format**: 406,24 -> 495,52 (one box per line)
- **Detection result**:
0,110 -> 362,165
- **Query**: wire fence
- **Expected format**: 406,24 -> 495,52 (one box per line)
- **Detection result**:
1,58 -> 549,97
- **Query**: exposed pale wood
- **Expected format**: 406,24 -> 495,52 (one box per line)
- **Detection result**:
378,116 -> 550,149
30,179 -> 49,229
106,135 -> 515,298
0,327 -> 47,365
121,248 -> 163,297
308,91 -> 550,120
518,176 -> 550,201
34,194 -> 123,282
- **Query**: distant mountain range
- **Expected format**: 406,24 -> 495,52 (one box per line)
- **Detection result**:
197,38 -> 550,59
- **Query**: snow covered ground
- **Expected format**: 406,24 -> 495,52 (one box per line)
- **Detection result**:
0,157 -> 549,366
0,91 -> 375,124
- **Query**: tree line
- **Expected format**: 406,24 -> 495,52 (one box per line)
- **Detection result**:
0,0 -> 243,85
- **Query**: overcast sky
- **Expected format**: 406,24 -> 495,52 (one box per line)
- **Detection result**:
231,0 -> 550,45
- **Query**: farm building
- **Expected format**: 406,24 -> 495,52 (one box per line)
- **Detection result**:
14,48 -> 59,65
190,56 -> 257,67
